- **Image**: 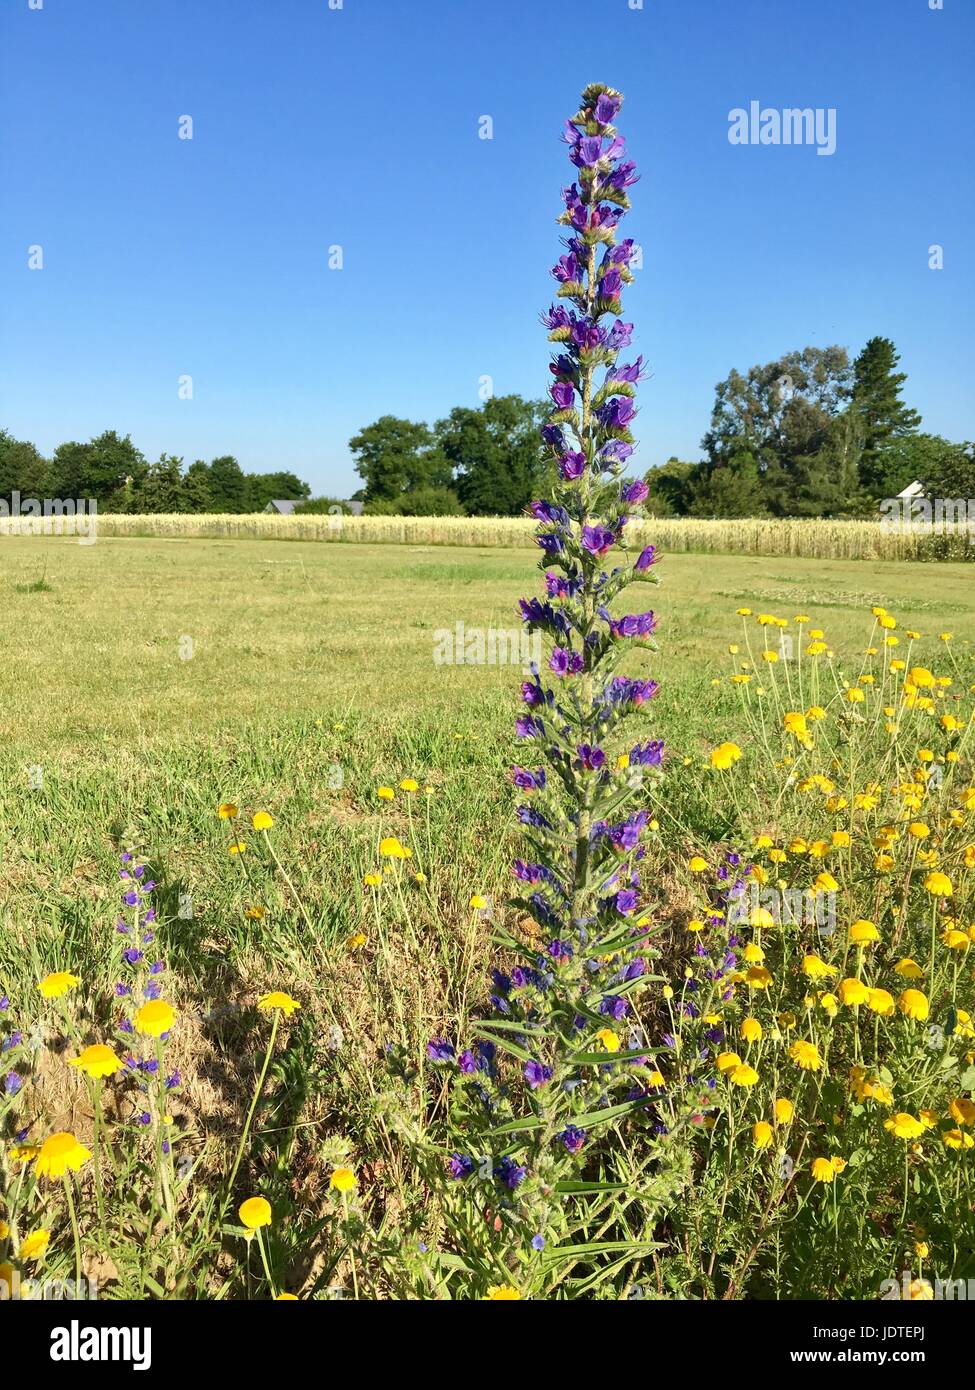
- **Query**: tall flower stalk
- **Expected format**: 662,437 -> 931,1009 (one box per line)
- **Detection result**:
423,86 -> 689,1300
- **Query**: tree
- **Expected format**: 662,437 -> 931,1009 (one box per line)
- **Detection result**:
789,408 -> 869,517
852,337 -> 921,497
876,434 -> 972,500
207,455 -> 250,512
0,430 -> 49,498
182,460 -> 213,512
48,430 -> 146,506
364,486 -> 464,516
642,458 -> 699,516
246,470 -> 311,511
436,394 -> 545,516
349,416 -> 452,502
688,447 -> 768,517
702,346 -> 852,515
135,454 -> 187,512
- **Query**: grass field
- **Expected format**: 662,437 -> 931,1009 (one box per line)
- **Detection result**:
1,535 -> 974,1299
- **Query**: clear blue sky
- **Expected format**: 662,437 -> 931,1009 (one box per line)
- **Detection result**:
1,0 -> 972,496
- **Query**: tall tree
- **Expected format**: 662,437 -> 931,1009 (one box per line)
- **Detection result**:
852,337 -> 921,497
349,416 -> 451,502
0,430 -> 49,498
207,455 -> 250,512
135,454 -> 187,512
246,470 -> 311,510
182,459 -> 213,511
48,430 -> 146,505
436,394 -> 545,515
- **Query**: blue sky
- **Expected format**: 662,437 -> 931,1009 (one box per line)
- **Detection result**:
1,0 -> 971,496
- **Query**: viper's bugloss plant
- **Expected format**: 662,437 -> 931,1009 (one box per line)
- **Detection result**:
422,85 -> 695,1301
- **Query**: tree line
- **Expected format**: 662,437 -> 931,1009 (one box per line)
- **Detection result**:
2,338 -> 969,519
646,337 -> 972,517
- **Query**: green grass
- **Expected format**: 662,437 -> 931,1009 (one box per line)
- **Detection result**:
1,535 -> 973,1299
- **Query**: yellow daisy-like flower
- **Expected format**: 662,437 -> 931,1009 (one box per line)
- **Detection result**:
885,1113 -> 925,1140
865,988 -> 895,1017
752,1121 -> 773,1148
68,1044 -> 124,1079
899,989 -> 929,1021
469,895 -> 488,910
596,1028 -> 621,1054
949,1097 -> 975,1127
924,871 -> 952,897
741,1018 -> 763,1044
399,778 -> 419,792
228,840 -> 247,854
802,954 -> 835,979
716,1051 -> 742,1074
377,786 -> 395,800
849,919 -> 879,945
257,992 -> 301,1017
18,1229 -> 51,1261
710,742 -> 742,771
364,872 -> 382,886
246,905 -> 266,920
252,811 -> 273,831
134,999 -> 176,1038
730,1064 -> 759,1088
743,942 -> 765,964
218,802 -> 239,819
37,971 -> 80,1000
485,1284 -> 521,1300
35,1132 -> 92,1181
895,957 -> 924,979
379,837 -> 412,860
687,855 -> 708,872
944,1129 -> 975,1150
238,1197 -> 272,1231
275,1293 -> 299,1300
789,1040 -> 822,1071
749,907 -> 775,929
330,1167 -> 357,1193
744,965 -> 773,990
347,933 -> 367,951
839,977 -> 870,1007
811,1157 -> 836,1184
774,1098 -> 794,1125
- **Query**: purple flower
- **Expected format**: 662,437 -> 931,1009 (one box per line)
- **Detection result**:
426,1038 -> 455,1063
448,1153 -> 474,1180
581,524 -> 615,556
524,1060 -> 553,1089
559,450 -> 586,480
558,1125 -> 588,1154
4,1072 -> 22,1096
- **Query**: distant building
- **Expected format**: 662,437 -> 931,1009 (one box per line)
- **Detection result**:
896,480 -> 925,500
343,500 -> 365,516
264,499 -> 301,515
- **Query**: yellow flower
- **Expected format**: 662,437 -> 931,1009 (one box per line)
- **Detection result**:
239,1197 -> 272,1230
741,1018 -> 763,1043
924,871 -> 952,897
749,907 -> 775,929
730,1064 -> 759,1087
885,1113 -> 925,1140
257,991 -> 301,1017
379,837 -> 412,859
802,954 -> 836,979
774,1098 -> 794,1125
745,966 -> 773,989
839,977 -> 870,1007
865,988 -> 895,1017
377,786 -> 395,800
252,811 -> 273,831
485,1284 -> 521,1299
717,1051 -> 742,1074
228,840 -> 247,854
246,905 -> 266,919
35,1132 -> 92,1181
752,1121 -> 773,1148
899,989 -> 929,1021
596,1028 -> 621,1054
688,855 -> 708,872
907,667 -> 936,689
218,802 -> 239,819
347,933 -> 367,951
944,1129 -> 975,1150
743,942 -> 765,964
364,873 -> 382,886
849,919 -> 879,945
789,1040 -> 822,1071
18,1229 -> 51,1261
845,687 -> 865,703
134,999 -> 176,1038
949,1097 -> 975,1127
399,778 -> 419,792
907,822 -> 930,840
895,957 -> 924,979
330,1167 -> 357,1193
710,742 -> 742,770
68,1045 -> 123,1079
469,895 -> 488,910
811,1157 -> 836,1184
275,1293 -> 299,1300
37,971 -> 80,1000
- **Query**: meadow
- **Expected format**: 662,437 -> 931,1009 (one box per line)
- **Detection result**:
1,534 -> 974,1299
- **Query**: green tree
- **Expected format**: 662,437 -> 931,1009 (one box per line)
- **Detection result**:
245,470 -> 311,510
349,417 -> 451,502
135,454 -> 187,512
48,430 -> 146,506
852,337 -> 922,497
182,460 -> 213,512
688,447 -> 767,517
876,434 -> 972,500
207,455 -> 250,512
0,430 -> 49,498
364,486 -> 464,517
436,395 -> 545,515
642,458 -> 699,516
789,408 -> 869,517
